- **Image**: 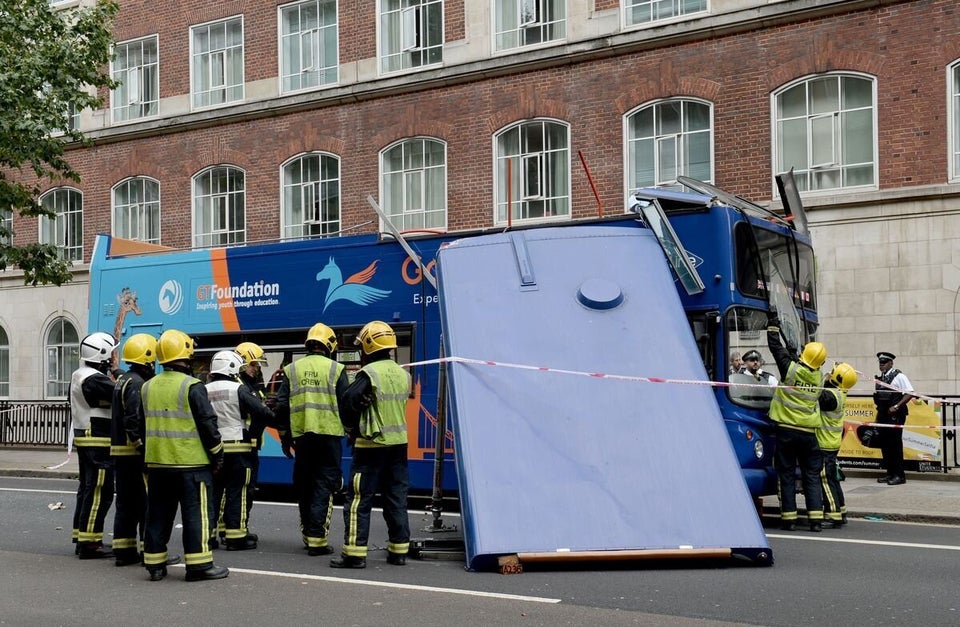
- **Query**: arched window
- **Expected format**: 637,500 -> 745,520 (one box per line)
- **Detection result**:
45,318 -> 79,398
281,153 -> 341,239
625,99 -> 712,192
495,120 -> 569,224
773,73 -> 876,192
39,188 -> 83,262
0,326 -> 9,398
380,138 -> 447,232
113,177 -> 161,243
193,166 -> 245,247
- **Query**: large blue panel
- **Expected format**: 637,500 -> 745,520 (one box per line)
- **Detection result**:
437,226 -> 771,570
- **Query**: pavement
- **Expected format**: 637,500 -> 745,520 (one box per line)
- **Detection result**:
3,446 -> 960,525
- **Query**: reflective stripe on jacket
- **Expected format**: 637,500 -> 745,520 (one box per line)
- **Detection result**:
71,365 -> 112,447
769,361 -> 823,433
817,387 -> 846,450
285,354 -> 344,438
355,359 -> 410,448
142,371 -> 209,467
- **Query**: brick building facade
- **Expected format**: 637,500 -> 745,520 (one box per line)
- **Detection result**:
2,0 -> 959,399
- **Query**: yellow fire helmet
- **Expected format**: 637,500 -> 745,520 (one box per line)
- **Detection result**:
800,341 -> 827,370
235,341 -> 268,365
122,333 -> 159,366
306,323 -> 338,353
829,362 -> 858,392
355,320 -> 397,355
157,329 -> 195,365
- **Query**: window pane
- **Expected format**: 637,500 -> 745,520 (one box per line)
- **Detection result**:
841,109 -> 873,165
808,77 -> 838,115
842,76 -> 872,109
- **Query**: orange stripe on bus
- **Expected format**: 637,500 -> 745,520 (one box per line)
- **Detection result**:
211,249 -> 240,331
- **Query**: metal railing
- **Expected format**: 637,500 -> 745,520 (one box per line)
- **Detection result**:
0,401 -> 70,447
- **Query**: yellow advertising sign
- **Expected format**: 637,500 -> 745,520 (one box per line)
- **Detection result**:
839,397 -> 942,471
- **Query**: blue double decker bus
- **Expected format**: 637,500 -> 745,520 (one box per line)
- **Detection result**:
87,177 -> 816,499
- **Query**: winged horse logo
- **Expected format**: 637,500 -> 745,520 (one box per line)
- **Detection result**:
315,257 -> 392,312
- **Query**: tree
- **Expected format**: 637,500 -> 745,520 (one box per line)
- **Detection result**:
0,0 -> 119,285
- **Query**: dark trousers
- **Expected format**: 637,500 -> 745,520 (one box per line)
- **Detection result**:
213,452 -> 254,540
774,426 -> 824,521
246,449 -> 259,525
293,433 -> 342,548
878,409 -> 906,479
341,444 -> 410,558
144,467 -> 214,573
112,455 -> 146,558
73,446 -> 115,545
819,448 -> 844,521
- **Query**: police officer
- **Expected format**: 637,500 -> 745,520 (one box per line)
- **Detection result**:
110,334 -> 158,566
141,329 -> 228,582
71,331 -> 117,559
332,321 -> 412,569
740,350 -> 778,385
206,350 -> 273,550
818,362 -> 857,528
767,316 -> 826,532
874,352 -> 915,486
274,323 -> 349,556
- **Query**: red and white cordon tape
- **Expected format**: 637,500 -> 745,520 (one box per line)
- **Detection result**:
401,356 -> 960,431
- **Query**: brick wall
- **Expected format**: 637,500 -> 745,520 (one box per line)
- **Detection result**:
17,0 -> 960,260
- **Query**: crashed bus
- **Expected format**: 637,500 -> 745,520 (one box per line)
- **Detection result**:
87,176 -> 817,500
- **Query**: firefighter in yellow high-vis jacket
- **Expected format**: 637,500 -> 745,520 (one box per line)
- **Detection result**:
141,329 -> 227,582
332,321 -> 412,569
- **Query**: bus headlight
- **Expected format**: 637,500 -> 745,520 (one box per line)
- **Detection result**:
753,439 -> 764,460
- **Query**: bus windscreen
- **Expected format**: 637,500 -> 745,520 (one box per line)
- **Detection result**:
735,224 -> 816,312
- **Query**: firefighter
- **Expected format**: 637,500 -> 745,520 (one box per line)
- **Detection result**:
206,349 -> 273,550
818,362 -> 857,528
274,323 -> 349,555
70,331 -> 117,559
232,341 -> 275,543
332,321 -> 412,569
110,333 -> 158,566
767,316 -> 826,532
141,329 -> 228,582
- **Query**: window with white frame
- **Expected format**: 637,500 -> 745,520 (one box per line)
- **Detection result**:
45,318 -> 78,399
626,99 -> 712,192
113,178 -> 161,243
495,0 -> 565,52
381,138 -> 447,231
191,17 -> 244,108
950,60 -> 960,181
495,120 -> 569,223
39,188 -> 83,262
280,0 -> 338,93
193,166 -> 245,247
0,326 -> 9,398
380,0 -> 443,73
0,209 -> 11,246
282,153 -> 341,239
774,74 -> 876,192
625,0 -> 706,27
112,36 -> 159,122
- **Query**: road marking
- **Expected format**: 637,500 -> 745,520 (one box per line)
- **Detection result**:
767,533 -> 960,551
0,487 -> 74,495
203,565 -> 561,603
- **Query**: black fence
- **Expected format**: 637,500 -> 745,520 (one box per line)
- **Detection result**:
1,396 -> 959,470
0,401 -> 71,447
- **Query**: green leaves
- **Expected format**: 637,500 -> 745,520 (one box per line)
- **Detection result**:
0,0 -> 119,286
